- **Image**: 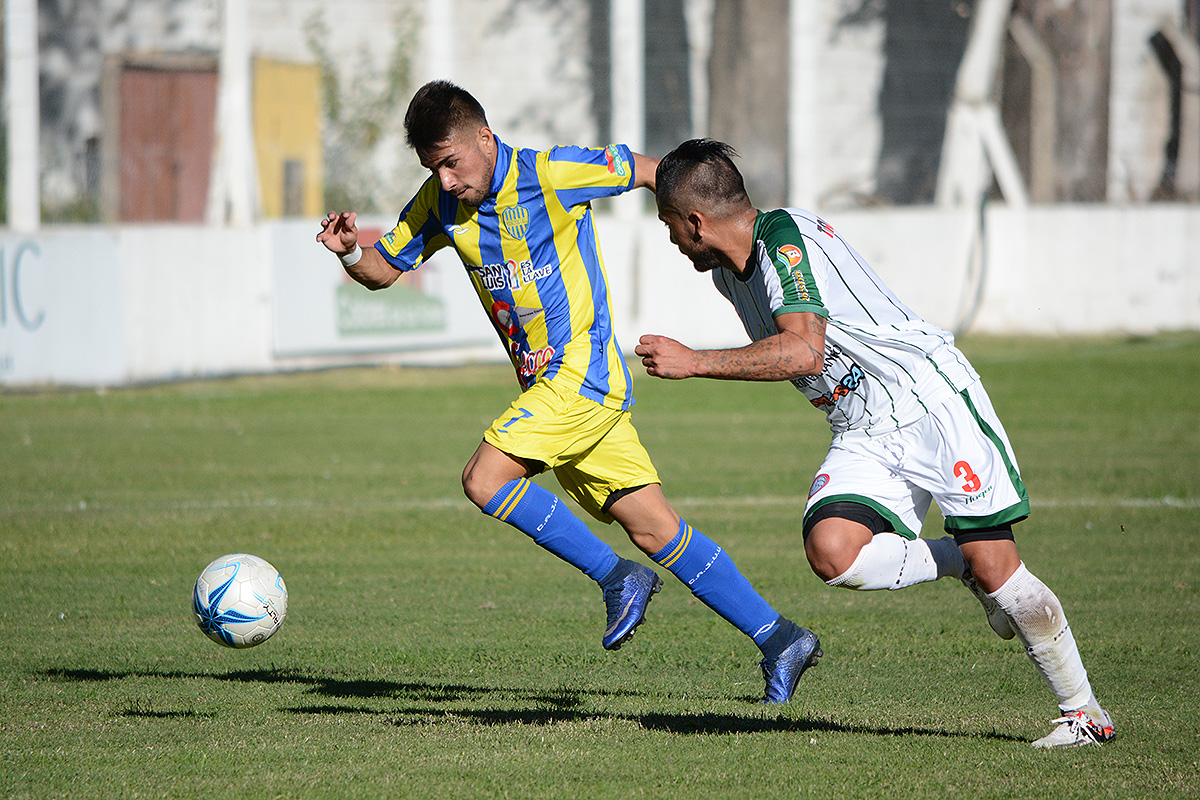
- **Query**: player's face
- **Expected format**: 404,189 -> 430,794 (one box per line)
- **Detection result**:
419,126 -> 496,207
658,206 -> 723,273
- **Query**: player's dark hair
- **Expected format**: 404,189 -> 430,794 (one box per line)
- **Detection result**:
404,80 -> 490,152
656,138 -> 751,214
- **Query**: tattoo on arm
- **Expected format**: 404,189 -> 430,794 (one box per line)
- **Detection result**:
692,332 -> 820,381
689,313 -> 827,382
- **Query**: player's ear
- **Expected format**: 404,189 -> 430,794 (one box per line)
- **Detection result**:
687,210 -> 706,241
477,126 -> 494,151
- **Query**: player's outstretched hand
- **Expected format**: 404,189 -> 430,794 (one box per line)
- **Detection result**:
316,211 -> 359,255
635,334 -> 696,380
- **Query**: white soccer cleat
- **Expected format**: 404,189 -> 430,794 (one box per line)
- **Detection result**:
960,569 -> 1015,639
1031,708 -> 1116,748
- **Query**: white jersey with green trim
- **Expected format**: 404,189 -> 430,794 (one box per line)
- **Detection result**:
712,208 -> 979,435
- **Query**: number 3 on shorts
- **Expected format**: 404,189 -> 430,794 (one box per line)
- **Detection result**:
954,460 -> 982,493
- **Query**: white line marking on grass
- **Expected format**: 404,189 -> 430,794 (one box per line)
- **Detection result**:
5,494 -> 1198,516
673,496 -> 1200,510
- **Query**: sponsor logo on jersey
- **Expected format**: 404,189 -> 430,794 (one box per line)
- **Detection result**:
605,145 -> 628,177
449,224 -> 471,236
500,206 -> 529,240
776,244 -> 804,269
808,473 -> 830,498
471,258 -> 552,291
473,260 -> 521,292
519,260 -> 554,284
518,345 -> 556,383
817,218 -> 836,237
776,244 -> 812,302
490,300 -> 542,337
809,363 -> 865,410
381,231 -> 397,249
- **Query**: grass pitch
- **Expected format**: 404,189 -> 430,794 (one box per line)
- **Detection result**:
2,333 -> 1198,799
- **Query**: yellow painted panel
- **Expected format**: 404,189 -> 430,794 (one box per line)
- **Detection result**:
253,58 -> 323,218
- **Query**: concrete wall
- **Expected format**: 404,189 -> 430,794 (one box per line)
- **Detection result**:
2,206 -> 1197,388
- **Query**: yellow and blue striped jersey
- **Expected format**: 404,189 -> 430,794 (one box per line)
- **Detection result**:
375,136 -> 637,410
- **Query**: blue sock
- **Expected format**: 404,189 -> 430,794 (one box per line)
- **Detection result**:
652,519 -> 781,646
483,478 -> 619,582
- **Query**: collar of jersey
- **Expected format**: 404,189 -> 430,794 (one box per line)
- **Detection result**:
474,134 -> 513,213
737,210 -> 769,282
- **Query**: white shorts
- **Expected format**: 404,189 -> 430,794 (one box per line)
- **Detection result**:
803,382 -> 1029,540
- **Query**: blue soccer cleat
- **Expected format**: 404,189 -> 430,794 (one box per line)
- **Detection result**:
760,627 -> 822,703
601,562 -> 663,650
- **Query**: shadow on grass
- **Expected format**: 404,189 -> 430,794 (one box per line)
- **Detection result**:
39,667 -> 1024,743
379,706 -> 1025,742
40,666 -> 623,706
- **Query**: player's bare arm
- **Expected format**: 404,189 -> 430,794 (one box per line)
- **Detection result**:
316,211 -> 400,290
633,153 -> 659,192
637,311 -> 826,381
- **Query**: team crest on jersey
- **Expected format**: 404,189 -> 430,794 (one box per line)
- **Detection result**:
501,206 -> 529,240
808,473 -> 830,498
605,145 -> 628,177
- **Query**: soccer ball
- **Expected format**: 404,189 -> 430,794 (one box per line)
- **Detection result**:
192,553 -> 288,648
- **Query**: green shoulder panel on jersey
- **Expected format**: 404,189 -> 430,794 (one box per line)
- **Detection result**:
754,209 -> 826,316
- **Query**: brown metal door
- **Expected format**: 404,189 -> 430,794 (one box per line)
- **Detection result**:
118,66 -> 218,222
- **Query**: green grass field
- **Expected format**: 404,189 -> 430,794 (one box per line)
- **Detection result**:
2,333 -> 1198,799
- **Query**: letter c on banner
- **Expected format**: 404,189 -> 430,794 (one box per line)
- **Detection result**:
12,242 -> 45,331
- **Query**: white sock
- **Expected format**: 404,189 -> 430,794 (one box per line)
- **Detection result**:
826,533 -> 965,591
990,563 -> 1098,712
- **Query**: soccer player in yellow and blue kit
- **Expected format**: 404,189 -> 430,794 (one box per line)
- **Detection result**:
317,81 -> 821,702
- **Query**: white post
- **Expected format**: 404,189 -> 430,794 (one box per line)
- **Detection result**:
935,0 -> 1027,208
207,0 -> 258,226
1157,24 -> 1200,200
683,0 -> 714,138
4,0 -> 40,231
423,0 -> 455,82
788,0 -> 821,210
611,0 -> 645,219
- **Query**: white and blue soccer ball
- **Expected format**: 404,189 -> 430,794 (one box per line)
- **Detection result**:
192,553 -> 288,648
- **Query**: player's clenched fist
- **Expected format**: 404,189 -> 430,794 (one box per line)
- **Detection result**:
636,334 -> 696,380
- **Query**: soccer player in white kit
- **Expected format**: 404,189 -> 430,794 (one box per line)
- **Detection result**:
635,139 -> 1114,748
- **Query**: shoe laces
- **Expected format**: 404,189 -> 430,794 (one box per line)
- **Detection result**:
1047,710 -> 1106,743
602,577 -> 630,622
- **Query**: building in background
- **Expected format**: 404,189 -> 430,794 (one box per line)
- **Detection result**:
13,0 -> 1200,223
3,0 -> 1198,387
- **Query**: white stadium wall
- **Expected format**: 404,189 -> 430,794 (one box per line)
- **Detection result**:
1,206 -> 1198,388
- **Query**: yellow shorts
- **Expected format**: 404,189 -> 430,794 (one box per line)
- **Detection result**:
483,379 -> 660,524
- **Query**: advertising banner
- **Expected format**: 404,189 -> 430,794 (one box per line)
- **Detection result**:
0,231 -> 125,386
270,220 -> 499,359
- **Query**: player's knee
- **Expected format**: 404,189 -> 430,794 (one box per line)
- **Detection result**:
804,519 -> 872,584
461,463 -> 494,509
804,534 -> 860,584
958,536 -> 1020,593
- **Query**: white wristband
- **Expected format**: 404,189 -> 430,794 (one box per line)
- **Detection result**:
339,244 -> 363,267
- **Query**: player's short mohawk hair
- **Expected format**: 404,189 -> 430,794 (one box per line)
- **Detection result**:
404,80 -> 490,152
656,138 -> 750,212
